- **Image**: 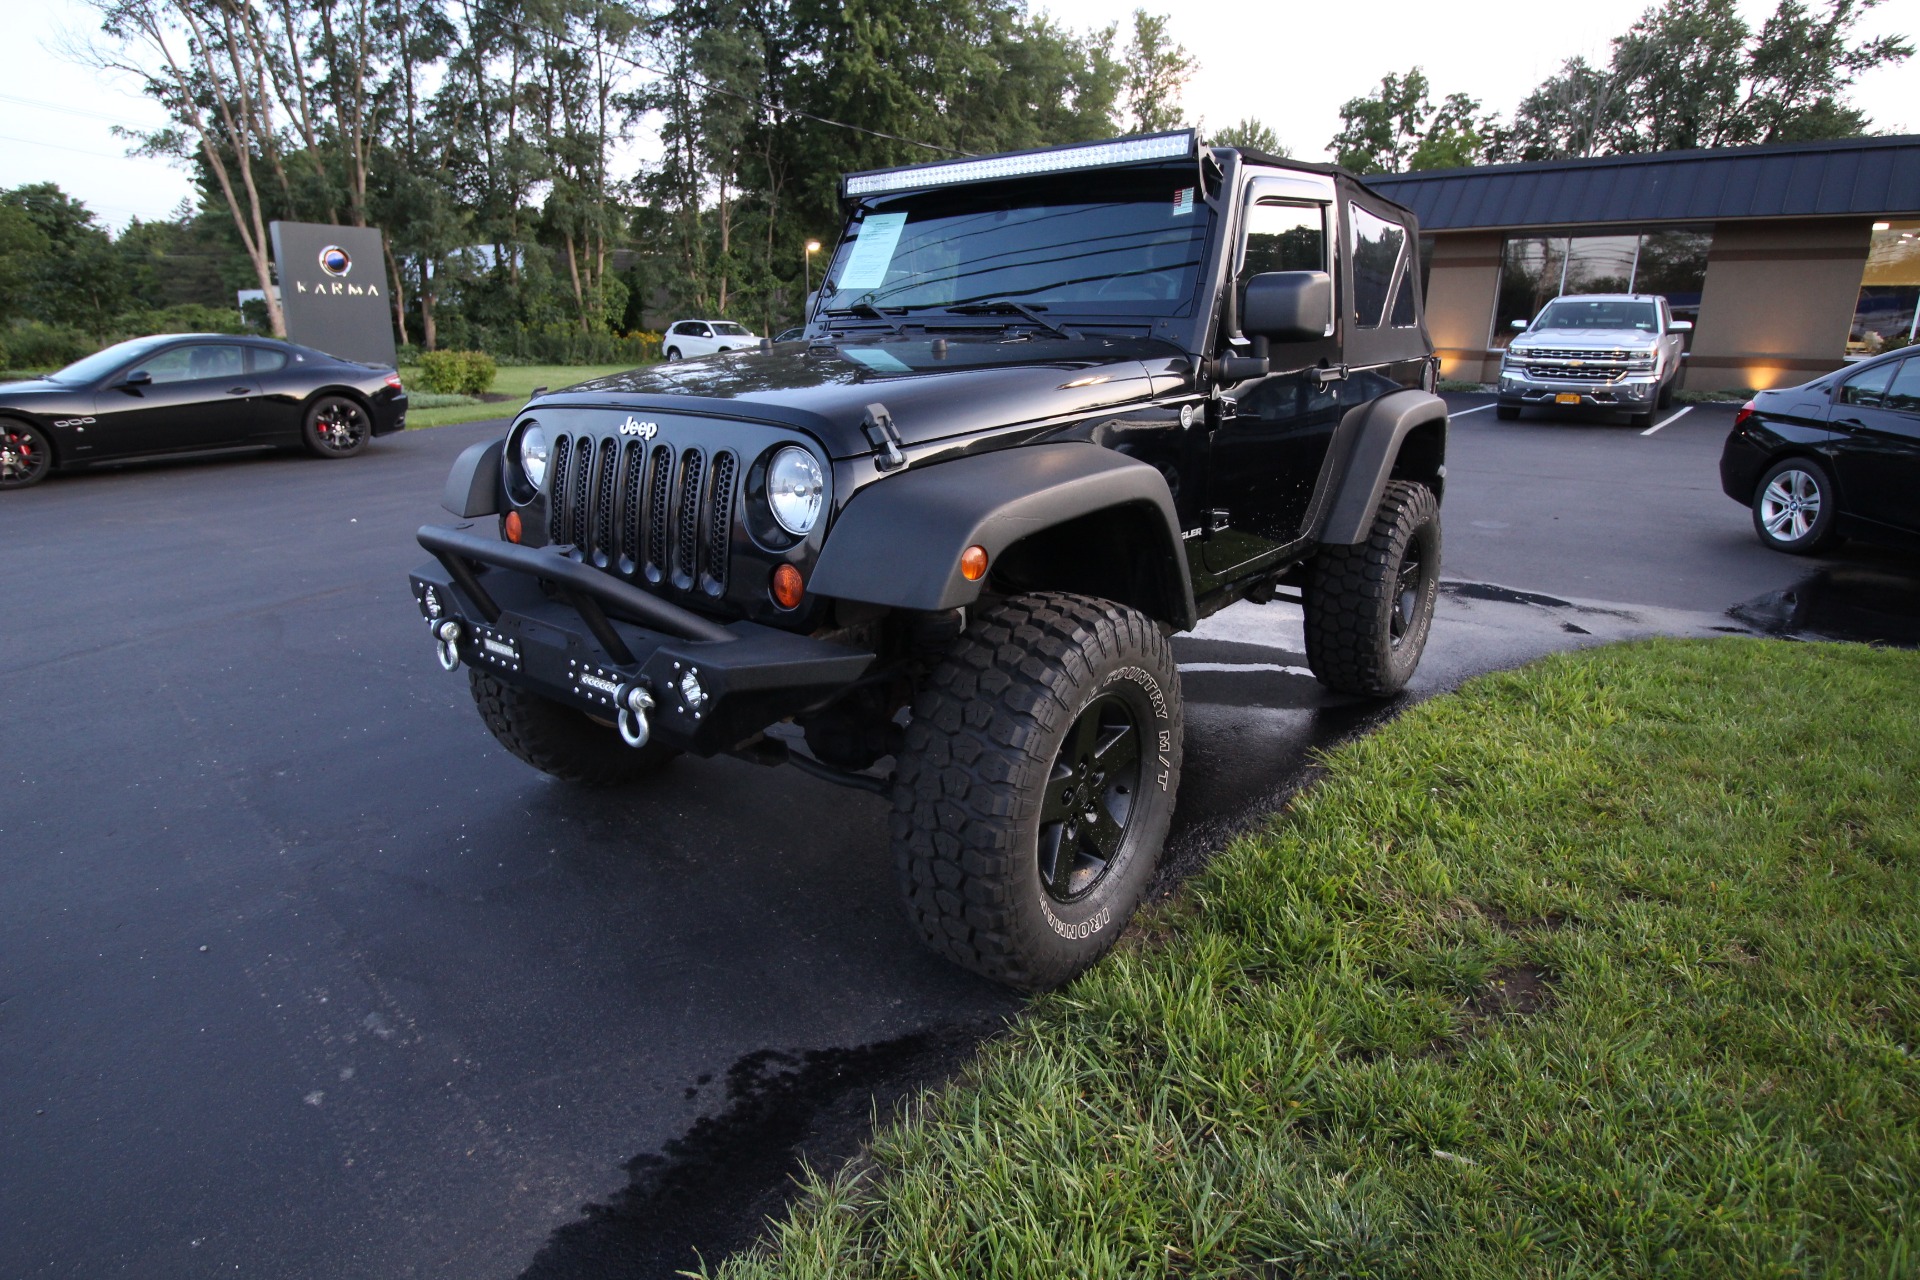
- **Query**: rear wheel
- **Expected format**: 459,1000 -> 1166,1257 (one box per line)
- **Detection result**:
303,395 -> 370,458
0,420 -> 52,489
1752,456 -> 1840,554
892,592 -> 1182,991
467,669 -> 677,785
665,346 -> 681,361
1305,480 -> 1441,697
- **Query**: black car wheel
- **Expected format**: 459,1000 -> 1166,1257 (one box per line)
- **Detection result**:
303,395 -> 370,458
1752,456 -> 1840,554
892,592 -> 1182,991
1305,480 -> 1441,697
0,420 -> 52,489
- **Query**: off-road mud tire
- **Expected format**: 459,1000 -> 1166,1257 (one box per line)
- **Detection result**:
1304,480 -> 1441,697
467,669 -> 677,785
892,592 -> 1183,991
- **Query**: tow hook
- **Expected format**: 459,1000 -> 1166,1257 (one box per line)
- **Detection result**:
616,683 -> 656,748
433,619 -> 462,671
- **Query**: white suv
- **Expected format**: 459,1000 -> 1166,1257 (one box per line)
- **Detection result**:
661,319 -> 759,360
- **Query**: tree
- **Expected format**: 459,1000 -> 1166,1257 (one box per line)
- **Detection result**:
1209,118 -> 1286,155
1,184 -> 130,337
1119,10 -> 1194,134
1330,69 -> 1493,174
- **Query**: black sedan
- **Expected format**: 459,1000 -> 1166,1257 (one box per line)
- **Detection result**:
0,333 -> 407,489
1721,343 -> 1920,554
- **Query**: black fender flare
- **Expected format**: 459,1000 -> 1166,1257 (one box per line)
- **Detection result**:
1319,389 -> 1449,545
809,443 -> 1197,628
442,436 -> 504,517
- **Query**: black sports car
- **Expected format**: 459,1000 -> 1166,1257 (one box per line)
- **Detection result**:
1721,343 -> 1920,554
0,333 -> 407,489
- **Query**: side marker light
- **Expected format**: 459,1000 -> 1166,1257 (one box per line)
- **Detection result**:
503,510 -> 523,543
771,563 -> 804,609
960,545 -> 989,581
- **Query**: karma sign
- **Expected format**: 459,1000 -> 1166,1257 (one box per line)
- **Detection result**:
270,221 -> 398,368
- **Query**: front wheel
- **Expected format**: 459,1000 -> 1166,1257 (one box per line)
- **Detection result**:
1752,456 -> 1840,554
1,420 -> 52,489
1305,480 -> 1441,697
467,670 -> 678,785
303,395 -> 370,458
892,592 -> 1183,991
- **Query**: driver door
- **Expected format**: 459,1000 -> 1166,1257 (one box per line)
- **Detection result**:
1205,189 -> 1342,574
89,342 -> 257,458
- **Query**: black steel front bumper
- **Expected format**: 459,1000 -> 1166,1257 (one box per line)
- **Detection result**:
410,525 -> 874,755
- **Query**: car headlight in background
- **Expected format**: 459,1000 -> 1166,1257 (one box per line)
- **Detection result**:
517,422 -> 550,491
767,446 -> 824,535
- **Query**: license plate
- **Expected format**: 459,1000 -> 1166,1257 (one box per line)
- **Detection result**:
1556,392 -> 1582,404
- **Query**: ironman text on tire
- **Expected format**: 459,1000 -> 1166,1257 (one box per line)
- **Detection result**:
1304,480 -> 1441,697
1,420 -> 52,489
1752,456 -> 1840,554
467,669 -> 678,785
891,592 -> 1183,991
303,395 -> 370,458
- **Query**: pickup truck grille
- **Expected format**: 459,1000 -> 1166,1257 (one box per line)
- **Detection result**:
545,431 -> 738,591
1525,364 -> 1626,383
1522,347 -> 1641,362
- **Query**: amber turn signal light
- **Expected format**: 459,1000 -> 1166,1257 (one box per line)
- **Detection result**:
960,544 -> 989,581
503,510 -> 523,543
771,563 -> 804,609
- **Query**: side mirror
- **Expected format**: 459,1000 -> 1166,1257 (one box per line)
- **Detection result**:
1510,318 -> 1528,331
120,370 -> 152,389
1242,270 -> 1333,344
1669,319 -> 1693,333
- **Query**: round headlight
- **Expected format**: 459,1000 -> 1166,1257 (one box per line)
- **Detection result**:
767,446 -> 824,536
517,422 -> 550,491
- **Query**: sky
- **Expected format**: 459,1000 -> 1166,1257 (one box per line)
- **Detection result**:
1,0 -> 1915,232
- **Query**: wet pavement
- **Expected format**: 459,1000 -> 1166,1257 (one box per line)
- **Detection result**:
2,399 -> 1915,1279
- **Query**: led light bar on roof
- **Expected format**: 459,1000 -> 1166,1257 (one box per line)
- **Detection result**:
843,131 -> 1196,197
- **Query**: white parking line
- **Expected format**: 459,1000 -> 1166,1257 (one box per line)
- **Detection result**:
1449,403 -> 1497,418
1178,662 -> 1315,677
1640,406 -> 1693,436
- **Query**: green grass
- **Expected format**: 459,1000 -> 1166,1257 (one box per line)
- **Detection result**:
400,363 -> 640,428
1677,387 -> 1758,404
714,638 -> 1920,1279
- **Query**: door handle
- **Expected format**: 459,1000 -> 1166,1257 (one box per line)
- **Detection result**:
228,387 -> 252,395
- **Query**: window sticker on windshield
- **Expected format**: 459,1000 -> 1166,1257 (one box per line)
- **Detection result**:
836,212 -> 908,292
1172,187 -> 1195,217
841,347 -> 913,374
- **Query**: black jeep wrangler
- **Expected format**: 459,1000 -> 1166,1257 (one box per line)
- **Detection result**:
410,131 -> 1446,990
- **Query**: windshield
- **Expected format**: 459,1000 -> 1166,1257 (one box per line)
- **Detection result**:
1532,299 -> 1659,332
711,322 -> 752,336
820,167 -> 1211,319
49,336 -> 172,384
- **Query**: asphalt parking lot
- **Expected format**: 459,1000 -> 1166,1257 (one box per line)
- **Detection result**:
4,396 -> 1917,1279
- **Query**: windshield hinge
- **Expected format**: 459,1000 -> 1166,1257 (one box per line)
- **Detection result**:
863,403 -> 906,472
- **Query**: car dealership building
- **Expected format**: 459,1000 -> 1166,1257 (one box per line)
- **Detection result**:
1368,134 -> 1920,392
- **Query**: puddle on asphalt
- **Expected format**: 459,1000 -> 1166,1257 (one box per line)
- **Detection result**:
518,1022 -> 1001,1280
1728,567 -> 1920,648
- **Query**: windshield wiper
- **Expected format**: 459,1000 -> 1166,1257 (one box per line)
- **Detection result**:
821,302 -> 906,335
941,299 -> 1079,340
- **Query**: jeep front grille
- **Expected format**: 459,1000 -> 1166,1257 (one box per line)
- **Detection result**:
546,432 -> 738,593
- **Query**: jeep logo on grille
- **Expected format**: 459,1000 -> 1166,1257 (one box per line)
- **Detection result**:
618,417 -> 659,440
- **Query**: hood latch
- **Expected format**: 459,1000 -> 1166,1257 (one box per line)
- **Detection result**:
862,402 -> 906,472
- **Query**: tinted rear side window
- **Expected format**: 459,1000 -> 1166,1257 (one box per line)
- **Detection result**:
1840,362 -> 1896,408
1350,206 -> 1405,329
1884,359 -> 1920,413
251,348 -> 289,373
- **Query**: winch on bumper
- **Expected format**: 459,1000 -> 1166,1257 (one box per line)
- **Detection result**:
411,525 -> 874,756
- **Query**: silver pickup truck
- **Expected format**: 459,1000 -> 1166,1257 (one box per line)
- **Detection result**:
1496,293 -> 1691,428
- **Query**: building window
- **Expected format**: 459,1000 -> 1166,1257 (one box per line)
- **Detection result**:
1490,226 -> 1711,347
1849,220 -> 1920,358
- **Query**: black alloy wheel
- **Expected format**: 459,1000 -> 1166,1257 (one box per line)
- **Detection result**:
1390,535 -> 1428,648
1,420 -> 52,489
1038,693 -> 1142,903
302,395 -> 370,458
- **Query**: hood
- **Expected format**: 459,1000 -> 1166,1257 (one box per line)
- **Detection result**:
534,335 -> 1191,458
1513,328 -> 1659,350
0,378 -> 68,395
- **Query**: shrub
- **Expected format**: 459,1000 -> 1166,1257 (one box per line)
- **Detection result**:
5,321 -> 94,371
416,350 -> 498,395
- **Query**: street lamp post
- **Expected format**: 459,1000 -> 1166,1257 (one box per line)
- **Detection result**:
804,240 -> 821,300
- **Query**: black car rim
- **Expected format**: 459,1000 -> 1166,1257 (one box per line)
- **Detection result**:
1,426 -> 47,485
1391,539 -> 1426,645
1038,693 -> 1142,903
315,402 -> 367,452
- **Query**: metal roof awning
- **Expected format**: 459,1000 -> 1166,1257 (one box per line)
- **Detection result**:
1367,135 -> 1920,232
